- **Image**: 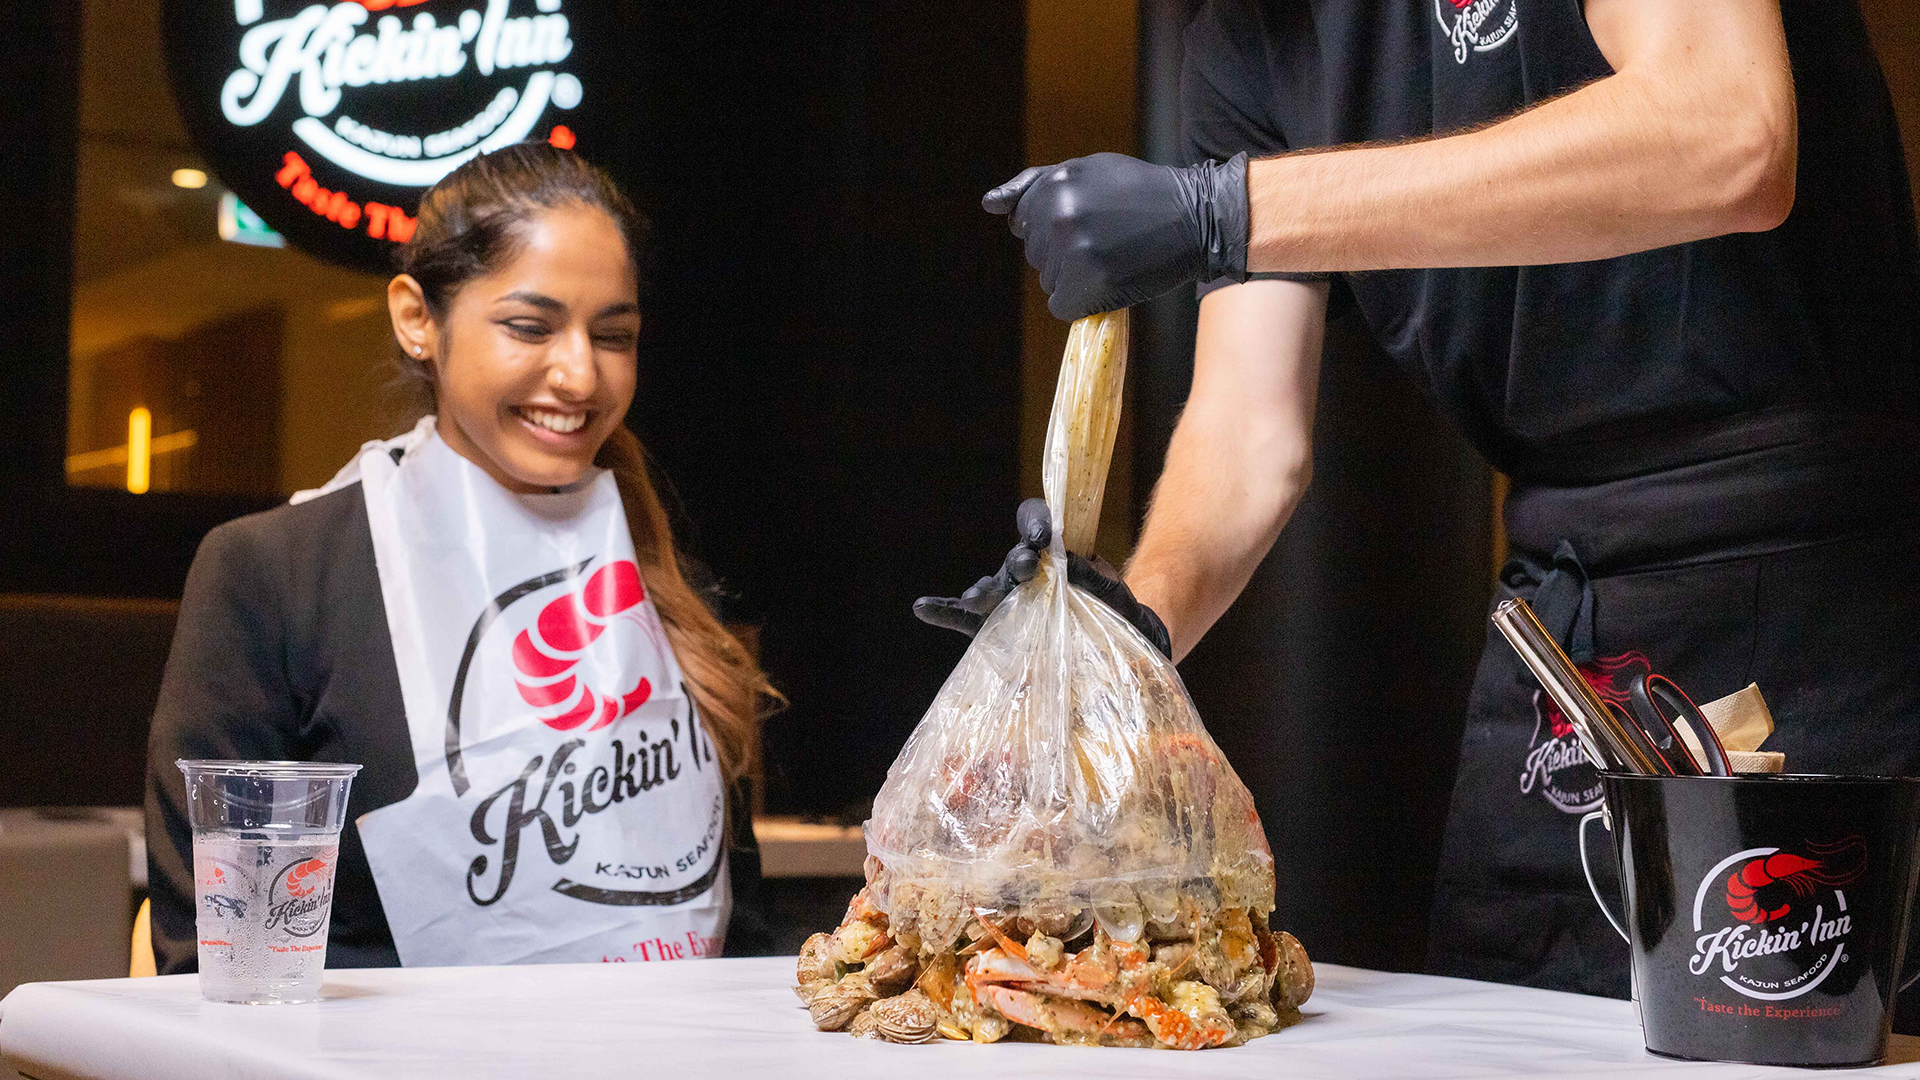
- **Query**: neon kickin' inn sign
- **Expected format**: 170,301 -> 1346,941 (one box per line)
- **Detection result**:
164,0 -> 597,272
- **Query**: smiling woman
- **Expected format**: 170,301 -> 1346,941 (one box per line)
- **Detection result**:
387,172 -> 641,493
144,143 -> 782,975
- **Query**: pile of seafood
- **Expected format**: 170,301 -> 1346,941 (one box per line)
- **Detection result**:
795,878 -> 1311,1049
796,311 -> 1311,1049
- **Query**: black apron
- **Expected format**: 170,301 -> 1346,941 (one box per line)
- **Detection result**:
1426,408 -> 1920,1003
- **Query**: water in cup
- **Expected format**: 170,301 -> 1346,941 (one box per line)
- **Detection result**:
192,828 -> 341,1004
177,759 -> 360,1004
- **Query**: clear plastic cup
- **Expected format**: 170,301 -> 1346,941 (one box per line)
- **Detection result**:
176,759 -> 361,1004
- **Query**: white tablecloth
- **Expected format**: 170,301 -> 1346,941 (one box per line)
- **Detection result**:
3,958 -> 1917,1080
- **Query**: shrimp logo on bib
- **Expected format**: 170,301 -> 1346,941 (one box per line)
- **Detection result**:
351,435 -> 731,966
510,560 -> 653,732
442,556 -> 723,910
1435,0 -> 1518,65
1689,838 -> 1867,1001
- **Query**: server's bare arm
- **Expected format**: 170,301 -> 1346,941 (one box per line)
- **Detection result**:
1124,279 -> 1326,661
1249,0 -> 1796,273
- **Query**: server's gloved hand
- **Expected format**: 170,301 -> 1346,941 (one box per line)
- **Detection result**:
983,151 -> 1250,322
913,498 -> 1173,659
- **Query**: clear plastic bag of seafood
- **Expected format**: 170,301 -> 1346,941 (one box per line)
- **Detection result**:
796,310 -> 1312,1050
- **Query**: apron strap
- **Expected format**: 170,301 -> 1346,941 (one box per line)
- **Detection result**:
1501,538 -> 1596,673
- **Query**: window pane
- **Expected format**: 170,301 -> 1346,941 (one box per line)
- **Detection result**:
67,0 -> 399,497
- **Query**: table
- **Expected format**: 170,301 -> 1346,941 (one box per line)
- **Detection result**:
3,958 -> 1917,1080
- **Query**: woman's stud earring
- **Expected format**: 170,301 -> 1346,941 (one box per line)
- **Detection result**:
414,345 -> 424,356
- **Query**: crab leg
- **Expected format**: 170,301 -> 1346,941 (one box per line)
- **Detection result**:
973,910 -> 1031,963
977,985 -> 1149,1044
1109,938 -> 1233,1050
966,949 -> 1113,1004
1127,995 -> 1231,1050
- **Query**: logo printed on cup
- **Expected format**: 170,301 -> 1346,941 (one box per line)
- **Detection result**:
198,858 -> 254,919
1688,837 -> 1867,1001
1588,774 -> 1920,1066
265,854 -> 338,937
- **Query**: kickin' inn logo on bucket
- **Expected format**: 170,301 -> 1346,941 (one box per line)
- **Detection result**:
1689,838 -> 1867,1001
163,0 -> 609,272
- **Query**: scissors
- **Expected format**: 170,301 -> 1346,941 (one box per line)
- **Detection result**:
1608,672 -> 1733,777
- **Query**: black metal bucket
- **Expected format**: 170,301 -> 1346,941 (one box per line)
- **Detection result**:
1581,773 -> 1920,1067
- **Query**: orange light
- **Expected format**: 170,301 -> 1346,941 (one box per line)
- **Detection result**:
127,407 -> 151,494
548,125 -> 576,150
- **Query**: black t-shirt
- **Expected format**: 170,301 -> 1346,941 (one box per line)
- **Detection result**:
1183,0 -> 1920,482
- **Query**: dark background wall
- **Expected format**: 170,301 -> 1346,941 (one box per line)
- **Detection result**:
614,2 -> 1026,814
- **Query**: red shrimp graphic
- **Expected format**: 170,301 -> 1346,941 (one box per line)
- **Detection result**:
1726,837 -> 1867,924
283,858 -> 330,899
511,560 -> 653,732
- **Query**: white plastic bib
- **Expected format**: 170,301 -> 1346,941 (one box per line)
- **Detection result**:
352,422 -> 729,966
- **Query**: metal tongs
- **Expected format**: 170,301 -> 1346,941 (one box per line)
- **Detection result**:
1491,598 -> 1731,777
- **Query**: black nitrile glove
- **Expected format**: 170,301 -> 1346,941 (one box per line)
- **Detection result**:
913,498 -> 1173,659
982,151 -> 1250,322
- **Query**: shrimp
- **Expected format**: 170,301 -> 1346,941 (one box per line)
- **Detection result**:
1725,844 -> 1864,925
283,858 -> 329,899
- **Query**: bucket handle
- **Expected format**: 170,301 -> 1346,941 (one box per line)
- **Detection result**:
1579,807 -> 1631,944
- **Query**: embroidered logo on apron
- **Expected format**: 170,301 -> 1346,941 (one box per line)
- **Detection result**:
1689,838 -> 1866,1001
1435,0 -> 1518,65
1519,652 -> 1650,814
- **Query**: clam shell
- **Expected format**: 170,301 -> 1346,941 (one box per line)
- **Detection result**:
1272,931 -> 1314,1010
1230,1000 -> 1279,1032
797,932 -> 836,986
871,989 -> 940,1044
847,1008 -> 883,1040
863,944 -> 920,990
1221,969 -> 1268,1005
808,981 -> 877,1031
